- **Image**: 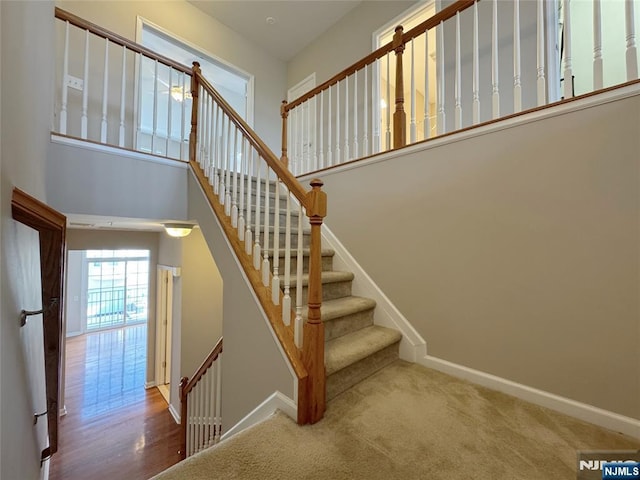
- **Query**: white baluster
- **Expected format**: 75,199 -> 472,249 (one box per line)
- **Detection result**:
294,204 -> 304,349
373,59 -> 380,153
272,180 -> 280,305
203,373 -> 210,448
187,390 -> 193,456
536,0 -> 547,105
119,46 -> 126,147
336,80 -> 341,162
513,0 -> 522,112
198,379 -> 204,451
491,0 -> 500,119
282,191 -> 291,326
231,128 -> 239,228
364,65 -> 369,155
200,90 -> 208,168
592,0 -> 602,91
219,114 -> 226,203
207,368 -> 215,447
180,74 -> 187,160
472,2 -> 480,123
60,21 -> 69,135
214,354 -> 222,443
626,0 -> 638,80
100,38 -> 109,143
135,53 -> 142,149
353,70 -> 359,158
319,90 -> 324,169
411,39 -> 418,141
308,99 -> 314,171
327,86 -> 333,166
238,137 -> 246,241
208,100 -> 215,183
225,121 -> 233,216
437,19 -> 446,134
213,105 -> 221,194
262,167 -> 270,287
81,29 -> 90,139
253,157 -> 262,270
152,60 -> 159,153
455,13 -> 462,129
245,146 -> 254,255
385,54 -> 392,147
167,68 -> 174,156
425,30 -> 432,136
344,76 -> 350,161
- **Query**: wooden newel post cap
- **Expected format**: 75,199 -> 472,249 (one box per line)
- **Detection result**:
393,25 -> 405,53
281,100 -> 288,118
306,179 -> 327,218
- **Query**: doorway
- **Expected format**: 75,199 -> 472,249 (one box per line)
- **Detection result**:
156,266 -> 178,404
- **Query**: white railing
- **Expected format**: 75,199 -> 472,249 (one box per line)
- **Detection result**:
54,8 -> 192,160
180,339 -> 223,458
283,0 -> 640,176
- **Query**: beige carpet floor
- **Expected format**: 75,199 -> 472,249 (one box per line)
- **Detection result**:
153,361 -> 640,479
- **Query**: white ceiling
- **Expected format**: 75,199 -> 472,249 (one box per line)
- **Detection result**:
187,0 -> 363,61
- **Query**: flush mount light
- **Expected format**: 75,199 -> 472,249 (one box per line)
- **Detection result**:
163,223 -> 195,238
266,16 -> 277,25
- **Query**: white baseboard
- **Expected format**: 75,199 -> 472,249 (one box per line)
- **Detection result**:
321,225 -> 427,362
144,381 -> 157,389
59,405 -> 67,417
420,355 -> 640,440
168,403 -> 181,425
220,391 -> 296,442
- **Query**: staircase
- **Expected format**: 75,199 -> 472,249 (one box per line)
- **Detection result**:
261,185 -> 402,401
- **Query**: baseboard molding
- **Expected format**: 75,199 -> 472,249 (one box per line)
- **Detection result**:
420,355 -> 640,439
220,391 -> 297,442
168,403 -> 181,425
59,405 -> 67,417
144,381 -> 157,389
321,225 -> 427,362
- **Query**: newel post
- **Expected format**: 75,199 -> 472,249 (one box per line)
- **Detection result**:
179,376 -> 189,459
280,100 -> 289,169
189,62 -> 201,164
303,179 -> 327,423
393,26 -> 407,149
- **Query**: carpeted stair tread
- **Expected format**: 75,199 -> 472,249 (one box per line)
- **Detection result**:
325,325 -> 402,376
290,270 -> 354,287
303,296 -> 376,322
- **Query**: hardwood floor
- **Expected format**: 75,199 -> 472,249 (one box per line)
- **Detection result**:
50,325 -> 181,480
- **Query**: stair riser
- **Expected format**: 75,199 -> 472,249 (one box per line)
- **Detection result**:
326,342 -> 400,401
248,209 -> 303,228
276,231 -> 311,248
325,308 -> 375,342
275,254 -> 333,275
290,280 -> 352,308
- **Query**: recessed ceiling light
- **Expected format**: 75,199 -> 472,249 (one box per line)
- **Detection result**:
266,16 -> 277,25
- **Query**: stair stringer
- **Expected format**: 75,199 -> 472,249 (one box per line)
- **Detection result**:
187,170 -> 299,433
320,224 -> 427,362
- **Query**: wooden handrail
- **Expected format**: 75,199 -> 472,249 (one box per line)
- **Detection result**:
182,337 -> 223,395
283,0 -> 477,113
54,7 -> 192,75
195,70 -> 309,206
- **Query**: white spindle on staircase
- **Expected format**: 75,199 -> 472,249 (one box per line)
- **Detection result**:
536,0 -> 547,105
238,138 -> 246,241
319,90 -> 324,169
411,39 -> 417,142
231,128 -> 239,228
245,145 -> 253,255
152,60 -> 159,153
60,20 -> 69,135
272,179 -> 281,305
224,121 -> 233,215
119,45 -> 126,147
455,13 -> 462,130
513,0 -> 522,113
363,65 -> 369,156
373,60 -> 380,153
353,70 -> 359,159
81,29 -> 89,139
491,0 -> 500,119
262,167 -> 271,287
592,0 -> 603,91
282,191 -> 292,326
472,1 -> 480,124
214,355 -> 222,443
213,105 -> 221,194
180,73 -> 187,159
294,204 -> 304,349
327,85 -> 333,167
167,68 -> 174,155
344,75 -> 350,160
385,54 -> 391,146
437,18 -> 446,134
201,89 -> 209,171
563,0 -> 574,97
186,389 -> 193,455
425,29 -> 432,136
336,80 -> 342,163
207,99 -> 215,183
626,0 -> 638,80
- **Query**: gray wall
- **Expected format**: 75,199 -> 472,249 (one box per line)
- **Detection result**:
1,1 -> 55,478
312,92 -> 640,420
188,173 -> 294,430
55,0 -> 287,153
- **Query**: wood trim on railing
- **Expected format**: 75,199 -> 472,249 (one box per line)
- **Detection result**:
183,338 -> 223,395
54,7 -> 192,75
195,71 -> 308,205
11,189 -> 67,458
284,0 -> 476,113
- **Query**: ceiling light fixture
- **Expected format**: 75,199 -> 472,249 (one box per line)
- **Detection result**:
170,85 -> 192,102
266,16 -> 277,25
163,223 -> 195,238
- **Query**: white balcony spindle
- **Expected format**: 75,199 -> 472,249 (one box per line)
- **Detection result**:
455,13 -> 462,129
425,29 -> 432,136
253,157 -> 262,270
225,121 -> 233,215
282,191 -> 292,326
231,128 -> 239,228
514,0 -> 522,112
119,46 -> 126,147
328,86 -> 333,166
186,391 -> 193,456
437,19 -> 446,134
336,80 -> 341,163
536,0 -> 547,105
212,105 -> 220,194
344,76 -> 350,160
308,99 -> 314,171
214,354 -> 222,443
60,21 -> 70,135
167,69 -> 174,155
491,0 -> 500,119
411,39 -> 418,141
219,114 -> 227,203
245,146 -> 254,255
592,0 -> 602,91
364,65 -> 369,155
262,167 -> 271,287
626,0 -> 638,80
180,74 -> 187,160
294,204 -> 304,349
353,70 -> 359,158
238,138 -> 246,241
472,2 -> 480,123
152,60 -> 159,153
386,54 -> 392,146
319,90 -> 325,169
272,181 -> 281,305
81,29 -> 90,139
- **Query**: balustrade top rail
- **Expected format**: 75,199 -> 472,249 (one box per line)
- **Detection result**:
182,337 -> 223,395
55,7 -> 192,75
283,0 -> 476,112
